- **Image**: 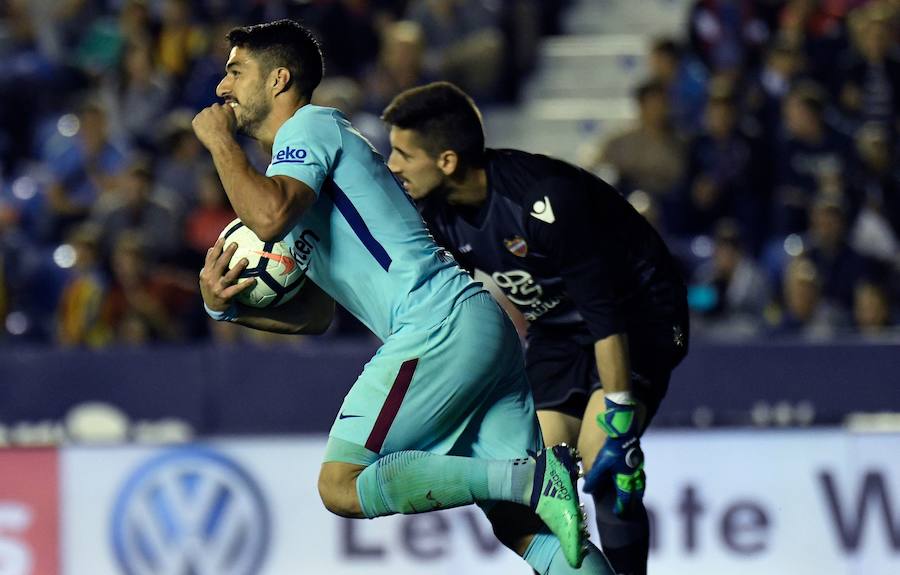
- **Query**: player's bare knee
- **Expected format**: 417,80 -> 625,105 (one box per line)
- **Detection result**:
317,463 -> 363,517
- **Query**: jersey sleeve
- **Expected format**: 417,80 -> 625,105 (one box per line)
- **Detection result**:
265,109 -> 342,196
523,180 -> 627,340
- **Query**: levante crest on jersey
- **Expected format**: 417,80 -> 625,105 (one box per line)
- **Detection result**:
504,236 -> 528,257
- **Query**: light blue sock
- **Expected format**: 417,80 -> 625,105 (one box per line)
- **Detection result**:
355,450 -> 534,517
524,530 -> 615,575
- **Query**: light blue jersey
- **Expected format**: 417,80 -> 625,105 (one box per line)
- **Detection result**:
266,105 -> 481,340
266,107 -> 539,465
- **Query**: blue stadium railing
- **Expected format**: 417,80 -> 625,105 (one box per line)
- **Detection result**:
1,339 -> 898,440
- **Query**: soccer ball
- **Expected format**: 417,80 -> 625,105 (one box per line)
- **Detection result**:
218,218 -> 307,308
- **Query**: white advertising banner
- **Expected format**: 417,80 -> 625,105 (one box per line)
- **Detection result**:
62,438 -> 520,575
638,430 -> 900,575
56,430 -> 900,575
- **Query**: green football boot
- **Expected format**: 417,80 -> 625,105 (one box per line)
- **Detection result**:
531,444 -> 588,568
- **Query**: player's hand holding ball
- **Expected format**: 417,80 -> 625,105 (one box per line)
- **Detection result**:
199,237 -> 257,315
583,398 -> 646,516
200,218 -> 307,319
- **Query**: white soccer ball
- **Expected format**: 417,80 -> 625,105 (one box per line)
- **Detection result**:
218,218 -> 306,308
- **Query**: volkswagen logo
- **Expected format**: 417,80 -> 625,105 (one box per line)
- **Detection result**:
111,447 -> 270,575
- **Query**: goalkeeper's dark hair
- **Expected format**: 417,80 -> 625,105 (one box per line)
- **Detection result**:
382,81 -> 486,167
227,19 -> 324,100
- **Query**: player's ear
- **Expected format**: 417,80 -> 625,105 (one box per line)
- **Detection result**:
437,150 -> 458,176
272,67 -> 291,96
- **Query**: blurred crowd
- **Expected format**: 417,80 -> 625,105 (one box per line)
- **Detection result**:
583,0 -> 900,340
0,0 -> 897,348
0,0 -> 563,346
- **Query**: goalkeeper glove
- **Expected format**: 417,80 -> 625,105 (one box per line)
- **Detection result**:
582,396 -> 645,516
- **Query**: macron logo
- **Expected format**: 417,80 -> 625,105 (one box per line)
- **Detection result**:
272,146 -> 308,164
530,196 -> 555,224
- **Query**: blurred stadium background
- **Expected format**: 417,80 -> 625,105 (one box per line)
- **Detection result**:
0,0 -> 898,573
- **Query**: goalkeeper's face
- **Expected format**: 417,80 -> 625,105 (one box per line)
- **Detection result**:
386,127 -> 449,201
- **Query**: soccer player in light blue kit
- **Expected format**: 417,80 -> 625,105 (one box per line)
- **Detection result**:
192,19 -> 613,574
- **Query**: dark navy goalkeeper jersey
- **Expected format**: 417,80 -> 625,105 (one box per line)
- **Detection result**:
418,148 -> 687,341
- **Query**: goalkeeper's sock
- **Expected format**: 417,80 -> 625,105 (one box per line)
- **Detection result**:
593,486 -> 650,575
355,450 -> 534,517
524,529 -> 614,574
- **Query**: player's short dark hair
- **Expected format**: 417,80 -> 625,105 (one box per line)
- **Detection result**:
226,19 -> 324,100
382,81 -> 486,167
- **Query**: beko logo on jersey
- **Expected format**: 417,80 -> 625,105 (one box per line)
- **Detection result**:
272,146 -> 308,164
530,196 -> 555,224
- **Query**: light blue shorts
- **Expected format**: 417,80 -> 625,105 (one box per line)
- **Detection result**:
325,291 -> 542,465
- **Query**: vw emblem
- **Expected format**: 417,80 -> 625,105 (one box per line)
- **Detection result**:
111,447 -> 270,575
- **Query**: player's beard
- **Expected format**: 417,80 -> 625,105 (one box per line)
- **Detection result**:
234,94 -> 271,139
409,169 -> 453,202
416,180 -> 453,211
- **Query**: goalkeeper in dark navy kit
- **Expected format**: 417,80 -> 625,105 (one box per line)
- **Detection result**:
382,81 -> 689,575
